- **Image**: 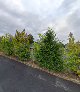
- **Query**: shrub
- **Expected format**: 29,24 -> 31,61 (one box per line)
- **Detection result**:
34,28 -> 63,71
0,34 -> 14,55
64,32 -> 80,77
14,43 -> 30,61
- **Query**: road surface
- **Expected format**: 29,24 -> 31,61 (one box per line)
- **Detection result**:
0,55 -> 80,92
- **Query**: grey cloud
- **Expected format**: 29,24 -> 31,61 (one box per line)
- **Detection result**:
0,12 -> 42,38
67,10 -> 80,30
0,0 -> 23,19
55,0 -> 77,18
61,0 -> 76,9
0,0 -> 80,43
56,8 -> 80,43
0,0 -> 43,38
67,9 -> 80,41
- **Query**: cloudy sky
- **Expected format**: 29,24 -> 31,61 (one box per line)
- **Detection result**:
0,0 -> 80,43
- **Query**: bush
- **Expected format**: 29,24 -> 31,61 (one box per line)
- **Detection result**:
64,32 -> 80,76
34,28 -> 63,71
0,34 -> 14,55
14,42 -> 30,61
0,30 -> 33,61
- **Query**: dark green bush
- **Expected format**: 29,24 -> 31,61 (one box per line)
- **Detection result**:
34,28 -> 63,71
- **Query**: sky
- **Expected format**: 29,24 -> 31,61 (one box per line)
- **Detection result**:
0,0 -> 80,43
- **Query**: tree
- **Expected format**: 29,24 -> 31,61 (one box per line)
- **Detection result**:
34,28 -> 63,71
15,29 -> 34,44
27,34 -> 34,44
64,32 -> 80,76
14,29 -> 33,60
0,34 -> 14,55
15,29 -> 27,43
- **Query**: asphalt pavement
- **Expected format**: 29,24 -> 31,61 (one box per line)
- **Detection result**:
0,55 -> 80,92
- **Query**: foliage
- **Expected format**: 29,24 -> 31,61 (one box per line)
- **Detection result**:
15,29 -> 27,43
34,28 -> 63,71
0,34 -> 14,55
0,29 -> 34,61
14,29 -> 34,60
0,28 -> 80,77
64,32 -> 80,76
15,29 -> 34,44
27,34 -> 34,44
15,43 -> 30,61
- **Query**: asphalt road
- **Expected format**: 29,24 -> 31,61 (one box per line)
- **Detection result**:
0,55 -> 80,92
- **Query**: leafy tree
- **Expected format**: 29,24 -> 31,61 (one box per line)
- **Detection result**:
27,34 -> 34,44
15,29 -> 28,43
64,32 -> 80,76
15,29 -> 34,44
0,29 -> 34,61
15,43 -> 30,61
34,28 -> 63,71
0,34 -> 14,55
14,29 -> 33,60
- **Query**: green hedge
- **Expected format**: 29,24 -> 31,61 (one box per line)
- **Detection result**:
34,28 -> 63,71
